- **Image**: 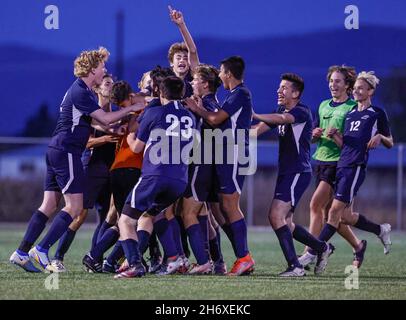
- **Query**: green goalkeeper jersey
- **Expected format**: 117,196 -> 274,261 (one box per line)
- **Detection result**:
313,98 -> 356,162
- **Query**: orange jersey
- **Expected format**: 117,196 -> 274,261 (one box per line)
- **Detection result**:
110,134 -> 143,170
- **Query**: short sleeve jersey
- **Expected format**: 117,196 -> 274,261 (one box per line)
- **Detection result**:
49,78 -> 100,154
338,106 -> 391,168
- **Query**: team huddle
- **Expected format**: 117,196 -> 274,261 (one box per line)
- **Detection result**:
9,6 -> 393,278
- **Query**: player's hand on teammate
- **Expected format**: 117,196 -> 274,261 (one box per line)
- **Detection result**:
129,102 -> 145,113
184,96 -> 204,112
367,134 -> 382,149
103,135 -> 121,143
312,127 -> 324,138
168,5 -> 184,25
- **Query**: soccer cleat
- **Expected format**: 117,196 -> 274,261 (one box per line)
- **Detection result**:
177,255 -> 191,274
82,253 -> 102,273
298,251 -> 317,268
188,261 -> 213,275
50,259 -> 67,273
279,265 -> 305,277
102,259 -> 118,274
117,259 -> 129,273
352,240 -> 367,268
378,224 -> 392,255
9,250 -> 41,273
314,243 -> 335,275
213,260 -> 227,275
148,253 -> 163,274
227,253 -> 255,276
114,263 -> 146,279
157,256 -> 183,275
28,247 -> 55,273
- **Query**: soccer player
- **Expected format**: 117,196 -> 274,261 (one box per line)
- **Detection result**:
181,64 -> 223,274
114,76 -> 196,278
51,74 -> 120,272
9,47 -> 145,272
314,71 -> 393,274
299,66 -> 367,269
252,73 -> 333,277
185,56 -> 255,276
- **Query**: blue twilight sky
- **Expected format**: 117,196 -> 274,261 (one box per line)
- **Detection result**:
1,0 -> 406,57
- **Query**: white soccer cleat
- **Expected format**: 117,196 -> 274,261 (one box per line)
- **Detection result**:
378,224 -> 392,255
28,246 -> 54,273
314,243 -> 335,275
157,256 -> 183,275
9,250 -> 41,273
298,251 -> 317,268
279,265 -> 305,277
50,259 -> 67,273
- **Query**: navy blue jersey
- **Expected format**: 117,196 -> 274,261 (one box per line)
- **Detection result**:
49,78 -> 100,154
137,98 -> 162,124
183,71 -> 194,98
338,106 -> 391,168
219,83 -> 253,146
136,101 -> 196,182
274,103 -> 313,175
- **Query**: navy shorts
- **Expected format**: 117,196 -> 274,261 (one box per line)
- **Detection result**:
215,145 -> 248,195
122,175 -> 187,219
274,172 -> 312,210
184,164 -> 218,202
315,163 -> 337,188
334,166 -> 366,204
45,148 -> 85,194
83,171 -> 111,210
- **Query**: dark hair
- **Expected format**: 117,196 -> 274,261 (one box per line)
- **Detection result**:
193,64 -> 222,93
281,73 -> 305,97
150,66 -> 176,97
327,65 -> 357,94
103,73 -> 114,80
220,56 -> 245,80
159,76 -> 185,100
111,81 -> 134,105
168,42 -> 188,63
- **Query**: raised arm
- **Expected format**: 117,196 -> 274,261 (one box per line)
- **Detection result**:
168,5 -> 199,71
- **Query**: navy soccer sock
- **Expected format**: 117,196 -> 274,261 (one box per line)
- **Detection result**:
96,221 -> 114,244
18,210 -> 49,253
106,242 -> 124,265
292,224 -> 327,254
169,218 -> 185,256
37,211 -> 73,252
318,223 -> 337,242
354,214 -> 381,236
137,230 -> 151,255
275,225 -> 300,268
186,223 -> 209,265
209,227 -> 224,263
197,215 -> 209,256
90,227 -> 119,261
54,228 -> 77,260
154,218 -> 178,258
121,239 -> 140,266
230,219 -> 249,258
221,223 -> 237,256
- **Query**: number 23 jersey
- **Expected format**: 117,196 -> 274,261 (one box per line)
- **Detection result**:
338,106 -> 391,168
136,101 -> 196,182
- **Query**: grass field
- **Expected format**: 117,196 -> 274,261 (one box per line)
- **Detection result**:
1,224 -> 406,300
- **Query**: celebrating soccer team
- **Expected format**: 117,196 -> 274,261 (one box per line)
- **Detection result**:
9,6 -> 394,278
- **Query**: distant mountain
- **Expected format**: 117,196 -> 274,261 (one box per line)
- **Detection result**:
1,25 -> 406,136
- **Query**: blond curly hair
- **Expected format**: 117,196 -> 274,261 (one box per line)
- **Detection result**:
357,71 -> 380,89
74,47 -> 110,78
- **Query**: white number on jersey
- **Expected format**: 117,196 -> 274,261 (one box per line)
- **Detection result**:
349,120 -> 361,132
166,114 -> 193,139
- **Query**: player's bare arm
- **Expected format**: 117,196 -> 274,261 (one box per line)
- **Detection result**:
168,5 -> 199,70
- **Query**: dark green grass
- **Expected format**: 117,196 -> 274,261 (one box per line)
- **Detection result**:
1,225 -> 406,300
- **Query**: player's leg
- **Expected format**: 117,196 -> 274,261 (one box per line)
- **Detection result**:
208,206 -> 227,274
182,197 -> 211,274
10,190 -> 62,272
